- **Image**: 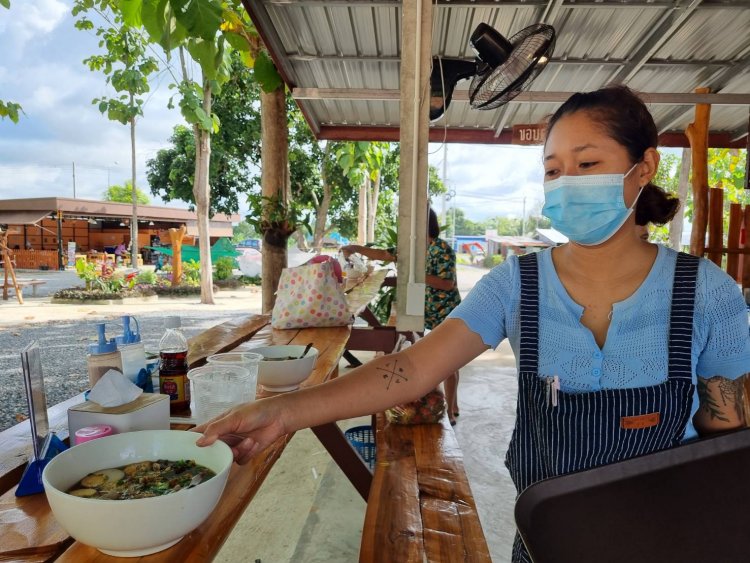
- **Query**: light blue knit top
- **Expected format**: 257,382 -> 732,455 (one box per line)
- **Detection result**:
449,244 -> 750,440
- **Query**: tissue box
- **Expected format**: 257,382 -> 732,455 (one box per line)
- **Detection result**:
68,393 -> 170,444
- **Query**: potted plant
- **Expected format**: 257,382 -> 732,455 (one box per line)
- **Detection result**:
247,192 -> 311,249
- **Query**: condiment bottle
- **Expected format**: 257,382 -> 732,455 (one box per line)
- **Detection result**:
159,316 -> 190,414
87,323 -> 122,387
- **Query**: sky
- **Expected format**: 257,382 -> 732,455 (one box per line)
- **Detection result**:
0,0 -> 546,223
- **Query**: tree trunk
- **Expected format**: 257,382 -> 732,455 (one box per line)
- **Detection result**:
312,145 -> 333,251
260,85 -> 289,314
129,101 -> 139,269
367,169 -> 381,243
669,147 -> 691,250
357,176 -> 369,244
194,76 -> 215,304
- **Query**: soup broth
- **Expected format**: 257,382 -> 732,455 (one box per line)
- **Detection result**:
66,459 -> 215,500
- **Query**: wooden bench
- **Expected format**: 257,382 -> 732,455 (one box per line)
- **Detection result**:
11,278 -> 47,297
360,414 -> 492,562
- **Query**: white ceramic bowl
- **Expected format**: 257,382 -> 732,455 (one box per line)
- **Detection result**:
252,345 -> 318,392
42,429 -> 232,557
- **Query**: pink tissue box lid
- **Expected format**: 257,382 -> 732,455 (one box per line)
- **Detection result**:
74,424 -> 115,444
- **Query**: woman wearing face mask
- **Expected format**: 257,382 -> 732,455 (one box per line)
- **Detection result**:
195,86 -> 750,562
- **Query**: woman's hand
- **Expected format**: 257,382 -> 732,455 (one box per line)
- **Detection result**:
193,400 -> 288,465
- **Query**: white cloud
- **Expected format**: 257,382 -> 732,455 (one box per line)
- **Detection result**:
0,0 -> 68,56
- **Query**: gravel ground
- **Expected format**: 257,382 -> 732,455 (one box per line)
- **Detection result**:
0,310 -> 242,432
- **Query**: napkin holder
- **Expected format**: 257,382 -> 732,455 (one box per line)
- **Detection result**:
68,393 -> 170,444
16,342 -> 69,497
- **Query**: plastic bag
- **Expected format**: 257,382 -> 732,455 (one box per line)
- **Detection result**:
384,333 -> 446,425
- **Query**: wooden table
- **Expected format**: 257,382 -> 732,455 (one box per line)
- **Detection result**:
0,273 -> 386,562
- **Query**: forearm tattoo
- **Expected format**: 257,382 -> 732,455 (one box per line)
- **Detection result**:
375,358 -> 409,390
697,375 -> 746,422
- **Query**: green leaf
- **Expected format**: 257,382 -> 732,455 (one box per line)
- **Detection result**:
224,30 -> 249,52
0,0 -> 10,8
253,50 -> 282,93
186,38 -> 218,79
118,0 -> 142,27
171,0 -> 222,41
0,101 -> 23,123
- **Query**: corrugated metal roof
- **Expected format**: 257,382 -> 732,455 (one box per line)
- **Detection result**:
248,0 -> 750,146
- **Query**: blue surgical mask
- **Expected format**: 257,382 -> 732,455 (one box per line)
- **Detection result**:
542,164 -> 642,246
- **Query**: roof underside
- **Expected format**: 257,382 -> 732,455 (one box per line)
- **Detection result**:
246,0 -> 750,147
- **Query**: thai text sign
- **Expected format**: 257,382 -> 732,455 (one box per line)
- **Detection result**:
512,123 -> 546,145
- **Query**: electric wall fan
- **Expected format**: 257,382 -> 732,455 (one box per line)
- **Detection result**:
429,23 -> 556,122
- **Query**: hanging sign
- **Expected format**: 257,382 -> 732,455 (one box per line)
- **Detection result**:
512,123 -> 546,145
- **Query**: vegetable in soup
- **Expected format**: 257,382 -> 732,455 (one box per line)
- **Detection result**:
66,459 -> 215,500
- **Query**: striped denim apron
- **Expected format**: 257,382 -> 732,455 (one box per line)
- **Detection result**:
505,252 -> 699,562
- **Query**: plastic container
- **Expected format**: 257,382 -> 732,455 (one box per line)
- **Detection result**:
187,365 -> 252,425
86,323 -> 122,387
116,316 -> 147,385
344,425 -> 376,470
74,424 -> 115,446
206,352 -> 263,402
159,316 -> 190,414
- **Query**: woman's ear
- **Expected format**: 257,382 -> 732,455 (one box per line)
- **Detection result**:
639,147 -> 660,186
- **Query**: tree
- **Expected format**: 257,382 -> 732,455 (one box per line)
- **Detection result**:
232,221 -> 258,244
146,53 -> 263,216
73,0 -> 159,269
104,181 -> 150,205
0,1 -> 22,123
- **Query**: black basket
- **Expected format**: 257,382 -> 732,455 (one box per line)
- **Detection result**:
344,425 -> 376,470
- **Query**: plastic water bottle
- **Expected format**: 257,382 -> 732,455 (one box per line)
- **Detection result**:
159,316 -> 190,414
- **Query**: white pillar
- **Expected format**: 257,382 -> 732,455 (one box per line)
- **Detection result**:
396,0 -> 432,332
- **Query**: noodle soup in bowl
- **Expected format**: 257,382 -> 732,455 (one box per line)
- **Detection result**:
42,429 -> 232,557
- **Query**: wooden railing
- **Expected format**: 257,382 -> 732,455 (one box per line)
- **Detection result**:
8,250 -> 58,270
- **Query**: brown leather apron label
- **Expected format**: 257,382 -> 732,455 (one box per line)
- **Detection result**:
621,412 -> 660,430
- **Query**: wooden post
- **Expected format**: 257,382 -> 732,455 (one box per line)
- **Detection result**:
726,203 -> 743,281
707,187 -> 724,266
685,87 -> 711,257
169,225 -> 187,288
0,231 -> 23,304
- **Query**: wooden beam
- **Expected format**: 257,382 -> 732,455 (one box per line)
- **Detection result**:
315,125 -> 742,148
293,87 -> 750,106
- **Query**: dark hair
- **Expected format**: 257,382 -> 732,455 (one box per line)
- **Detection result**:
428,207 -> 440,239
546,85 -> 679,226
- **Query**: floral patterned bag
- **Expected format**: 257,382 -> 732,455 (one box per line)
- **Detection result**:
271,259 -> 354,329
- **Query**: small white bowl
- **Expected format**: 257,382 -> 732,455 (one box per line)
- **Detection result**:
252,345 -> 318,392
42,430 -> 232,557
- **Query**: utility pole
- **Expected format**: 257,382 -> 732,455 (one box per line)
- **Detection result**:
72,162 -> 76,199
441,144 -> 448,228
521,196 -> 527,236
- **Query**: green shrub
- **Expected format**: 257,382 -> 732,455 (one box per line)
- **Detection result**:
238,275 -> 261,286
136,270 -> 157,285
183,259 -> 200,286
154,285 -> 203,297
214,257 -> 235,281
483,254 -> 504,268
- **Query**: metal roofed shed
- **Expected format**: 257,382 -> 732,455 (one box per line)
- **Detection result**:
536,227 -> 569,245
0,197 -> 239,269
246,0 -> 750,147
487,234 -> 550,258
